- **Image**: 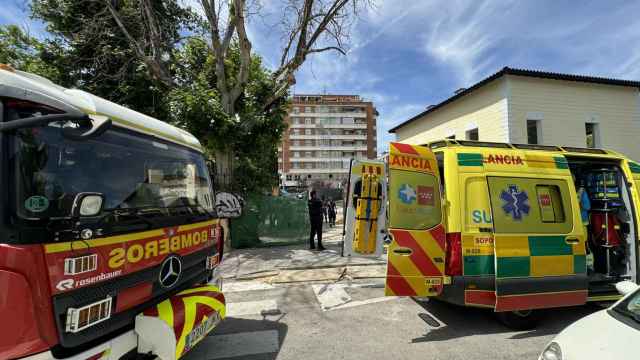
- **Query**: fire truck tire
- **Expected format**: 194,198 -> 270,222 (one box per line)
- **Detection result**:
496,310 -> 539,330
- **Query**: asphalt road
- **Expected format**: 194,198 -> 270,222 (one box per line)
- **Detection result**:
184,279 -> 601,360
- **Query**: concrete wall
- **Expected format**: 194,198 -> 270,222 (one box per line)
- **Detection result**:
395,79 -> 509,145
507,75 -> 640,161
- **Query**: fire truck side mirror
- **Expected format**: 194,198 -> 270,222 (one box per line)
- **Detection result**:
62,114 -> 112,140
71,192 -> 105,217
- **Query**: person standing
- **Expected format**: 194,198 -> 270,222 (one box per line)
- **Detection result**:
328,199 -> 337,227
322,196 -> 329,223
308,190 -> 325,250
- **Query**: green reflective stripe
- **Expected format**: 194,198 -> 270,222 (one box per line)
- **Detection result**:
458,153 -> 483,166
528,236 -> 573,256
463,255 -> 495,275
574,255 -> 586,274
629,162 -> 640,174
553,156 -> 569,169
496,256 -> 530,278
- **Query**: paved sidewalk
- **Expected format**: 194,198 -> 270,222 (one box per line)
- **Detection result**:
219,222 -> 386,282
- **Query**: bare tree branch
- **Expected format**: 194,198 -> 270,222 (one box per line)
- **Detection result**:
265,0 -> 367,110
104,0 -> 175,87
306,46 -> 346,55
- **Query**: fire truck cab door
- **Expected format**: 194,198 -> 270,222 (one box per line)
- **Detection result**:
385,142 -> 446,297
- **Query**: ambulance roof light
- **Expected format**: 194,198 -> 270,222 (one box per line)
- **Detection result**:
456,140 -> 513,149
560,146 -> 607,155
512,143 -> 562,151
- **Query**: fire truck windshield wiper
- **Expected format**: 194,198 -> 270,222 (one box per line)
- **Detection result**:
169,197 -> 217,219
100,207 -> 162,228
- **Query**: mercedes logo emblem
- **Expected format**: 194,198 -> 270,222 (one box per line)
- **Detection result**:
159,255 -> 182,289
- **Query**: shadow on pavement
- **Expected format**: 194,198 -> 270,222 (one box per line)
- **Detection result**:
410,298 -> 602,343
184,315 -> 288,360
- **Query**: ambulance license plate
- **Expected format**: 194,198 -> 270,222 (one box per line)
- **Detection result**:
425,277 -> 442,286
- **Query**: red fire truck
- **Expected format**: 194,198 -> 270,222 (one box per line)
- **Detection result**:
0,65 -> 226,359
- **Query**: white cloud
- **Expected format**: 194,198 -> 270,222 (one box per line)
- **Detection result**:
376,103 -> 425,153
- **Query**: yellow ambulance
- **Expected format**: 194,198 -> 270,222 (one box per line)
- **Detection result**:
379,140 -> 640,329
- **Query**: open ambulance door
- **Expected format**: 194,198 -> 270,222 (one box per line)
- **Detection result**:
343,159 -> 386,258
487,176 -> 588,311
385,142 -> 446,297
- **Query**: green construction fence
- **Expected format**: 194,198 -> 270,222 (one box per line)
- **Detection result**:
230,193 -> 310,248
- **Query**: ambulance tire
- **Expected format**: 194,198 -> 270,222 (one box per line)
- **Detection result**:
496,310 -> 539,330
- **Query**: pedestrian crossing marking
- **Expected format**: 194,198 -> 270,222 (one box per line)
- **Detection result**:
226,299 -> 279,317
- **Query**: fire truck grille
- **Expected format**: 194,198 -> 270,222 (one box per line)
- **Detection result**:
51,247 -> 212,350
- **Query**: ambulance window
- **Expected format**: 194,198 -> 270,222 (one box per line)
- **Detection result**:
389,169 -> 441,230
487,177 -> 572,234
536,185 -> 565,223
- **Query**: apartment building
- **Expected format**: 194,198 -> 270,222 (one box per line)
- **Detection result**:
391,67 -> 640,161
278,94 -> 378,189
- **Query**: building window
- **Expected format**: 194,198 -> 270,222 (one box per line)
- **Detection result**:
305,117 -> 313,125
293,152 -> 300,158
305,106 -> 312,113
527,120 -> 541,145
585,122 -> 600,148
305,128 -> 312,135
293,107 -> 300,114
466,128 -> 479,141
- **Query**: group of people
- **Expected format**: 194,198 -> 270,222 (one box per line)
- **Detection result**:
307,190 -> 338,251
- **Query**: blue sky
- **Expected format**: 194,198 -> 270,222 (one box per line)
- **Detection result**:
3,0 -> 640,153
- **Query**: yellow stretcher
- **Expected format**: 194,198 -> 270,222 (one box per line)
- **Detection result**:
353,172 -> 381,254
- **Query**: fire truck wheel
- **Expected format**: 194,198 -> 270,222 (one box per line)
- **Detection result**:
496,309 -> 539,330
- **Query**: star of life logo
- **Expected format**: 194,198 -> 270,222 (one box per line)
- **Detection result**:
398,184 -> 417,204
500,184 -> 530,220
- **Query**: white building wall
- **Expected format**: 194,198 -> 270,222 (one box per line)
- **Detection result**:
395,79 -> 509,145
507,75 -> 640,161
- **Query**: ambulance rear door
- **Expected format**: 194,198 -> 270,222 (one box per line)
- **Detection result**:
487,176 -> 588,311
385,142 -> 446,296
343,159 -> 386,258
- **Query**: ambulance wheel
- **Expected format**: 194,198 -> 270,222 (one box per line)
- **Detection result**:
496,310 -> 539,330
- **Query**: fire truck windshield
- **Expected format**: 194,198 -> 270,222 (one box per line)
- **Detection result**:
12,124 -> 214,220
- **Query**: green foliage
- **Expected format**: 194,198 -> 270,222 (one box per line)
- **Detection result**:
1,1 -> 289,193
29,0 -> 199,118
168,38 -> 288,192
0,25 -> 61,81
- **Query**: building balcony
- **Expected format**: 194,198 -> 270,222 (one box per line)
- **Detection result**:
289,134 -> 367,140
286,168 -> 350,174
290,111 -> 367,118
288,123 -> 368,129
287,157 -> 348,162
289,145 -> 368,151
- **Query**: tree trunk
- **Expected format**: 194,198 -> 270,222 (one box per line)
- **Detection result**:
215,148 -> 234,189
